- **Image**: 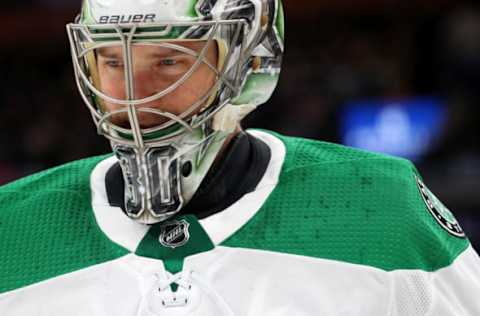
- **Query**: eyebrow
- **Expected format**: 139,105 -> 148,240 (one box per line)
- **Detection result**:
97,48 -> 122,59
97,47 -> 189,59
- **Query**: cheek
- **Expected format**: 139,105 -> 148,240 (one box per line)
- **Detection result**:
97,77 -> 125,112
162,71 -> 215,115
184,66 -> 217,96
98,70 -> 125,99
103,81 -> 125,98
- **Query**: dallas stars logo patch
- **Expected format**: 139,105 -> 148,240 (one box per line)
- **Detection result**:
159,219 -> 190,249
416,176 -> 465,238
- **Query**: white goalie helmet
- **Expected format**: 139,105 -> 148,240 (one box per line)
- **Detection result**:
66,0 -> 284,224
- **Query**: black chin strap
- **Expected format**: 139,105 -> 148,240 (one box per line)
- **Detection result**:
105,132 -> 271,220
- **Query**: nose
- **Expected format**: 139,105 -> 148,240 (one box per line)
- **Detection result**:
129,68 -> 173,128
132,69 -> 159,100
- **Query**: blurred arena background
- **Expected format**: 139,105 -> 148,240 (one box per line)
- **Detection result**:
0,0 -> 479,247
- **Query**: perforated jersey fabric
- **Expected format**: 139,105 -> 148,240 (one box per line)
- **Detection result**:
0,130 -> 471,297
0,155 -> 129,293
390,271 -> 433,315
223,131 -> 469,271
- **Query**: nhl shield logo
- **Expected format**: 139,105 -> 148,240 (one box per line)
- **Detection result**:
159,219 -> 190,249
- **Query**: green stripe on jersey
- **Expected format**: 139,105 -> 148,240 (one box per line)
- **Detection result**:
223,132 -> 469,272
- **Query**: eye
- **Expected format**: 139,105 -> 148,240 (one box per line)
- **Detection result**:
160,59 -> 177,66
104,59 -> 124,68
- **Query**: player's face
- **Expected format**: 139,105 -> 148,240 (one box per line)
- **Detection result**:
96,41 -> 218,128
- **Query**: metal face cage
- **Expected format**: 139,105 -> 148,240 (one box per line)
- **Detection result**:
66,19 -> 248,149
66,19 -> 249,222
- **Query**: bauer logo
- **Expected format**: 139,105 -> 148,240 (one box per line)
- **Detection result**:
159,219 -> 190,248
99,14 -> 156,24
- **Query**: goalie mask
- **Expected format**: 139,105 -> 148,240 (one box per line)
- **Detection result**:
66,0 -> 284,224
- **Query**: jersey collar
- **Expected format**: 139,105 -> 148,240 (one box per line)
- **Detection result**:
89,130 -> 286,252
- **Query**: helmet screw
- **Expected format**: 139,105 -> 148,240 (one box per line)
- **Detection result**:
182,161 -> 193,177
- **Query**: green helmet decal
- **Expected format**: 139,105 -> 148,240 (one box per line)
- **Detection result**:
276,0 -> 285,41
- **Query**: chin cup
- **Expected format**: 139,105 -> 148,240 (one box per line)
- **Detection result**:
114,145 -> 183,223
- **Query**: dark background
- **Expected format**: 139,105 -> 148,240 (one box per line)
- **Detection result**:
1,0 -> 479,248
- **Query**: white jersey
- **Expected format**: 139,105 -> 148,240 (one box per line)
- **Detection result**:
1,130 -> 480,315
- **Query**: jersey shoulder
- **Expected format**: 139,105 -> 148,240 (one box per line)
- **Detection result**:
0,155 -> 127,294
224,132 -> 469,271
0,155 -> 107,194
